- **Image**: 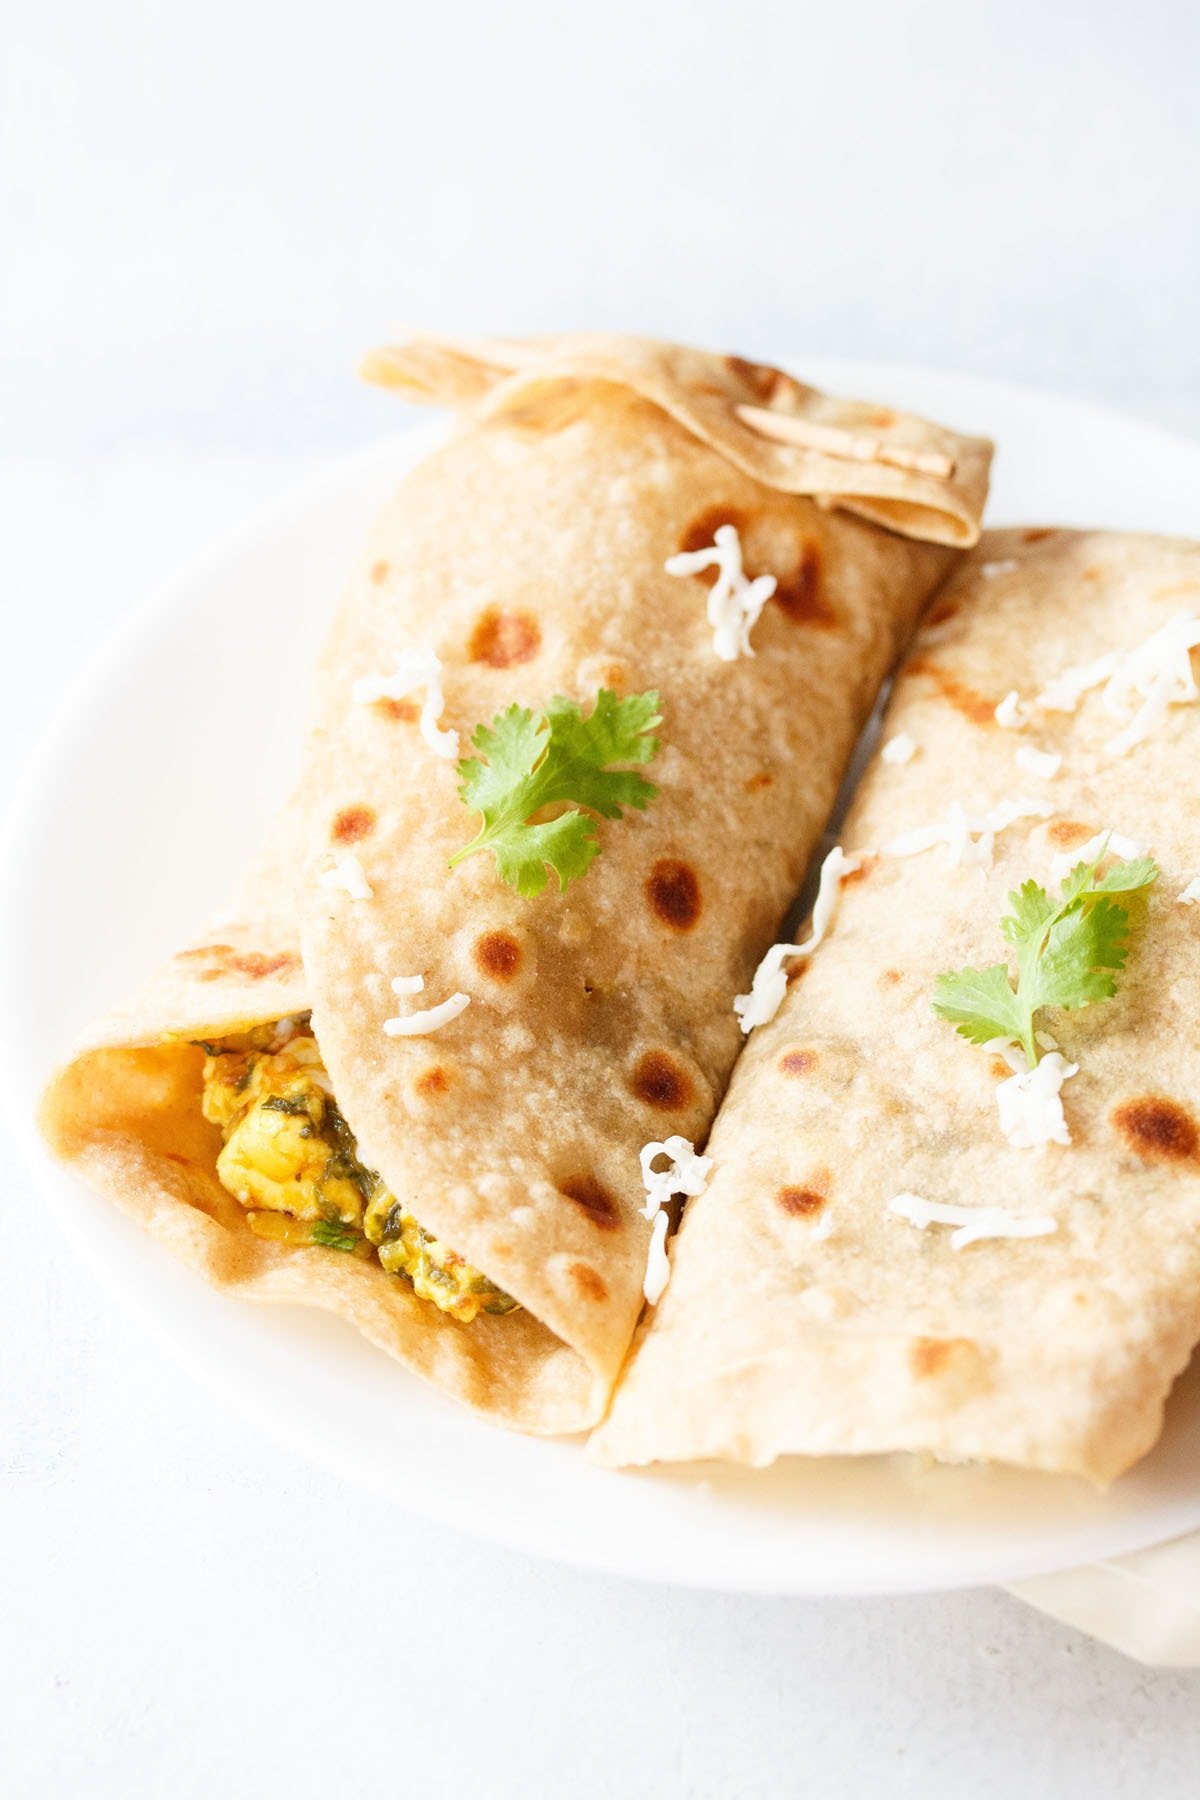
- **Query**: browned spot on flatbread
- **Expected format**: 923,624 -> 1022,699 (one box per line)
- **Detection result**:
374,697 -> 418,723
558,1175 -> 621,1231
744,771 -> 773,794
865,406 -> 897,429
990,1056 -> 1015,1080
176,943 -> 234,960
840,855 -> 875,887
472,930 -> 522,982
369,560 -> 390,584
413,1065 -> 451,1098
677,504 -> 747,566
630,1051 -> 694,1112
1112,1097 -> 1198,1164
331,805 -> 376,845
925,597 -> 959,626
724,354 -> 782,400
879,969 -> 903,988
779,1048 -> 819,1077
228,952 -> 300,980
773,539 -> 836,628
469,606 -> 541,668
194,948 -> 301,982
906,657 -> 996,727
1022,527 -> 1057,544
569,1262 -> 608,1303
777,1186 -> 826,1217
910,1337 -> 978,1379
163,1152 -> 192,1168
646,860 -> 702,931
785,958 -> 811,987
1047,820 -> 1093,848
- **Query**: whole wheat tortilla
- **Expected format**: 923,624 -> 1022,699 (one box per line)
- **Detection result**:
40,334 -> 989,1434
592,527 -> 1200,1480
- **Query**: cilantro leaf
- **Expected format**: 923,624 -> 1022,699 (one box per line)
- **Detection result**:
931,962 -> 1027,1047
449,688 -> 662,896
932,845 -> 1158,1066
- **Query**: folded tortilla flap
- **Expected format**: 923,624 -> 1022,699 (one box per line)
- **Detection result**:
362,333 -> 993,549
594,527 -> 1200,1480
297,349 -> 964,1429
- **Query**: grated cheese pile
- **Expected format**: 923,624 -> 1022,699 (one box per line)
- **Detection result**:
383,985 -> 471,1037
888,1192 -> 1058,1250
664,523 -> 777,662
1014,745 -> 1061,780
638,1136 -> 712,1305
1100,613 -> 1200,757
734,847 -> 859,1034
986,1043 -> 1079,1149
353,648 -> 459,759
997,613 -> 1200,759
317,852 -> 374,901
879,798 -> 1052,868
881,731 -> 918,766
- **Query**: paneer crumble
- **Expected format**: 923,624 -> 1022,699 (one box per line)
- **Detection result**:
198,1018 -> 518,1323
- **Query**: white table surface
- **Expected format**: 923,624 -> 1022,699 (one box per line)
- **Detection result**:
4,1 -> 1200,1792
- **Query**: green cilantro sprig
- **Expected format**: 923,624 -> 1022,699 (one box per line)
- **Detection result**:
932,839 -> 1158,1068
449,688 -> 662,897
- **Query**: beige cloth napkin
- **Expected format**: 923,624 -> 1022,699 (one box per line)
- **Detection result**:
1007,1533 -> 1200,1666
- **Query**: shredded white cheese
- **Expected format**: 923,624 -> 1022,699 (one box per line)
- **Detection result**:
382,991 -> 471,1037
880,798 -> 1052,868
317,852 -> 374,901
642,1210 -> 672,1306
639,1136 -> 712,1219
353,648 -> 459,760
390,973 -> 425,996
664,523 -> 777,661
980,558 -> 1019,579
1049,829 -> 1148,887
1179,877 -> 1200,906
638,1135 -> 712,1305
1033,649 -> 1122,715
1014,744 -> 1062,779
882,731 -> 918,765
993,1049 -> 1079,1149
994,690 -> 1027,729
889,1191 -> 1058,1250
734,847 -> 859,1033
1019,614 -> 1200,757
1100,613 -> 1200,757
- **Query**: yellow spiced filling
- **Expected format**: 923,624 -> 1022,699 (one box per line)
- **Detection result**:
199,1020 -> 518,1324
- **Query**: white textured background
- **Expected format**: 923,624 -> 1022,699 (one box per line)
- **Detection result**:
4,2 -> 1200,1794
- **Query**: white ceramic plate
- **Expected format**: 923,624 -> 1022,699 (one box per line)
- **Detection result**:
5,361 -> 1200,1597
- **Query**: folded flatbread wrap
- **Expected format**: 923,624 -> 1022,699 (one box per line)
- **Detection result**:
40,334 -> 989,1434
593,527 -> 1200,1480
